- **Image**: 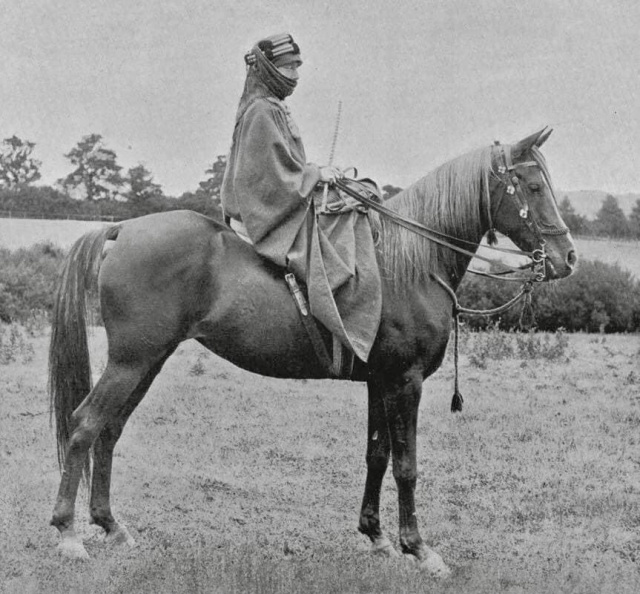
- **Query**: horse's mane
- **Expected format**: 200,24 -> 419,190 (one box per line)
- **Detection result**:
378,145 -> 495,285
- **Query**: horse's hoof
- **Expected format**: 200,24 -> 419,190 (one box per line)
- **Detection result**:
418,549 -> 451,578
105,524 -> 136,547
371,536 -> 400,558
58,538 -> 90,561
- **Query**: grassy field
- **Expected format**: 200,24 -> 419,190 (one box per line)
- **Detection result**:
1,328 -> 639,593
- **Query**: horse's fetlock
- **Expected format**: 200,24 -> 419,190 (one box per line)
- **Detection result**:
50,511 -> 73,531
358,518 -> 381,540
399,534 -> 423,556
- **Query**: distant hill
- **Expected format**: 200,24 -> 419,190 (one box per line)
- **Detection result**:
560,190 -> 639,219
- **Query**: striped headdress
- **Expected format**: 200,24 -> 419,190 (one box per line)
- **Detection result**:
245,33 -> 302,67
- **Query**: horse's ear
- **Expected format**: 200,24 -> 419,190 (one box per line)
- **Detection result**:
536,127 -> 553,148
511,127 -> 549,159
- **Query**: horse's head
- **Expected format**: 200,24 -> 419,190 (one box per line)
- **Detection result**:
490,128 -> 577,281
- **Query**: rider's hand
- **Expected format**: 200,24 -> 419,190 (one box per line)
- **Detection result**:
319,166 -> 344,184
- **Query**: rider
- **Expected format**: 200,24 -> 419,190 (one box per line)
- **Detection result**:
221,33 -> 381,366
221,32 -> 342,252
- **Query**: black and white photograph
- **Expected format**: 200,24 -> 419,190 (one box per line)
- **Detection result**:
1,1 -> 639,592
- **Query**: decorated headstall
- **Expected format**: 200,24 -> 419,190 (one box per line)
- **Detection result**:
489,142 -> 568,283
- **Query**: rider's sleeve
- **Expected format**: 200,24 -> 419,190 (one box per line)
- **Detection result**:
227,99 -> 321,244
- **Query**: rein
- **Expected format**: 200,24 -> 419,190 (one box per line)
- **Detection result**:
334,142 -> 568,412
334,179 -> 539,279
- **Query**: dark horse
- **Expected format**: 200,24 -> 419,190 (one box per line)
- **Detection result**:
49,129 -> 576,574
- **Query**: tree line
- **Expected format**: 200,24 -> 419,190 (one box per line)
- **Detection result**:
1,134 -> 639,237
0,134 -> 403,222
558,194 -> 640,239
0,134 -> 226,221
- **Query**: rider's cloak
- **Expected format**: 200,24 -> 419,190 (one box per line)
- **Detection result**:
221,96 -> 381,362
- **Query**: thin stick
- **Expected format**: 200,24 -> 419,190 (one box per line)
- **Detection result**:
328,100 -> 342,166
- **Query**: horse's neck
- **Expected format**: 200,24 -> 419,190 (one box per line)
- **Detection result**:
396,174 -> 501,291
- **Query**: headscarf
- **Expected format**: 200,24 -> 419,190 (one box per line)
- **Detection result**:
235,33 -> 302,120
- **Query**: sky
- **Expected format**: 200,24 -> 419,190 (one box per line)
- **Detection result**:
1,0 -> 639,197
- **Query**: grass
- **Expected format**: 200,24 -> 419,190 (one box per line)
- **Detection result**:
1,329 -> 639,593
462,325 -> 571,368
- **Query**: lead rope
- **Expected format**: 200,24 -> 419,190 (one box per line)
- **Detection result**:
432,274 -> 536,413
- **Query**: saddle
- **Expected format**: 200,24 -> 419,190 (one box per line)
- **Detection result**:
224,177 -> 382,379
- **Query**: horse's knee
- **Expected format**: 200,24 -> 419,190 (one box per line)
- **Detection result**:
392,458 -> 417,486
366,451 -> 390,471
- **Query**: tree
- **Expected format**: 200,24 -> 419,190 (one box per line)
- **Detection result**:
0,135 -> 41,189
124,164 -> 163,214
558,195 -> 589,235
60,134 -> 124,200
382,184 -> 403,201
197,155 -> 227,210
629,199 -> 640,240
593,194 -> 629,238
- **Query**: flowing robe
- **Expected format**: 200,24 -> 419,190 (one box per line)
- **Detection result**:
221,97 -> 381,362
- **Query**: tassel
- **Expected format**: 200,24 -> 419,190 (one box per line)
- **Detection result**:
518,283 -> 536,330
451,312 -> 464,413
486,228 -> 498,246
451,389 -> 464,413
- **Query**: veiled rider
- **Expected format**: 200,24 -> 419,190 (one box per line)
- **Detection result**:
221,33 -> 381,365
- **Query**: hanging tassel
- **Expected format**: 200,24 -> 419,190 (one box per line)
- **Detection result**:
486,228 -> 498,246
450,313 -> 464,413
518,283 -> 536,330
451,387 -> 464,413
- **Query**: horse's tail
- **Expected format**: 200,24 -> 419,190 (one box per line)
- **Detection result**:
48,224 -> 119,478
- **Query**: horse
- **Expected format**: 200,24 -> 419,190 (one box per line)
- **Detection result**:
48,128 -> 577,575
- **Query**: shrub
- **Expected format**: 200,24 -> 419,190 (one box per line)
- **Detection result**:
462,324 -> 571,368
458,260 -> 640,332
0,242 -> 64,323
0,323 -> 35,364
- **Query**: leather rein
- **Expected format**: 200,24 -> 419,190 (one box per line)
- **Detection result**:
333,142 -> 569,284
333,142 -> 570,412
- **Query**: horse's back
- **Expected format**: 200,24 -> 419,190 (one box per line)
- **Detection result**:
98,211 -> 234,353
97,210 -> 324,375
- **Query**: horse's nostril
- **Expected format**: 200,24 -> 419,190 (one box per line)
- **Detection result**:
567,250 -> 577,267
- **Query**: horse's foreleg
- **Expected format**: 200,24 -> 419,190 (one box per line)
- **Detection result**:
382,375 -> 451,577
89,352 -> 174,546
358,380 -> 398,557
50,363 -> 150,560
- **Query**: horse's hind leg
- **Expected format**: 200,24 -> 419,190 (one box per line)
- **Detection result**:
358,380 -> 398,557
88,350 -> 176,546
50,360 -> 156,559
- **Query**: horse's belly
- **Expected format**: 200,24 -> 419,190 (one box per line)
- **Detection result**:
192,279 -> 332,380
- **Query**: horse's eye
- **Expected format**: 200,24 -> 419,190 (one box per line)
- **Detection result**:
528,183 -> 541,193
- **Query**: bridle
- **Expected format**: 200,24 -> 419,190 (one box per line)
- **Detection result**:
486,142 -> 570,282
333,142 -> 572,412
333,142 -> 568,284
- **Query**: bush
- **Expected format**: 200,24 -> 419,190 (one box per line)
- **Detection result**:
0,323 -> 35,364
458,260 -> 640,333
0,185 -> 223,222
0,242 -> 64,323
